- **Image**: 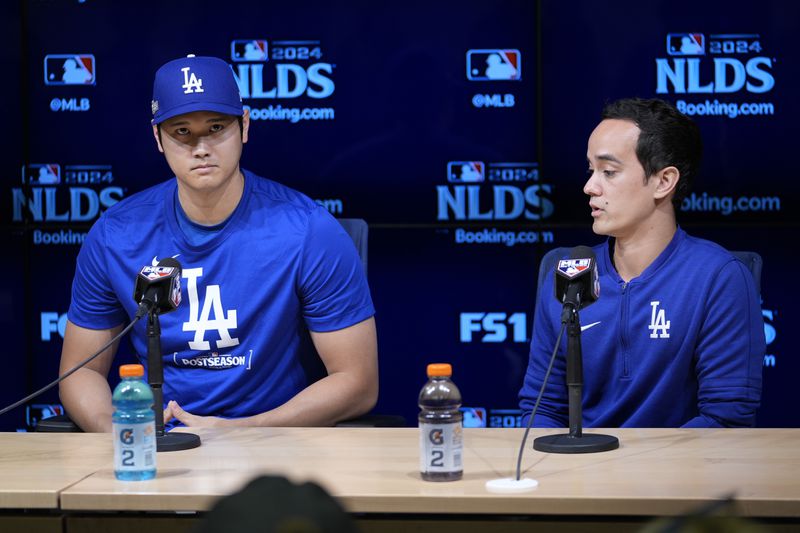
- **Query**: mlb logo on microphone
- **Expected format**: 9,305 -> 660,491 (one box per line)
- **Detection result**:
447,161 -> 485,183
666,33 -> 705,56
21,164 -> 61,185
557,259 -> 590,278
466,49 -> 521,81
231,40 -> 269,62
140,266 -> 176,280
44,54 -> 96,85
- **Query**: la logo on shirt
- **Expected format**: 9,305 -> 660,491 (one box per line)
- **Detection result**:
648,301 -> 671,339
182,267 -> 239,350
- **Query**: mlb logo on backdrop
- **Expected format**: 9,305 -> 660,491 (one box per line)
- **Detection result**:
666,33 -> 705,55
44,54 -> 96,85
21,164 -> 61,185
231,40 -> 269,62
466,49 -> 521,80
447,161 -> 485,183
461,407 -> 487,428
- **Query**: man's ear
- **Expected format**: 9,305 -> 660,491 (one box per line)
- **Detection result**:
241,109 -> 250,144
152,124 -> 164,153
653,165 -> 679,200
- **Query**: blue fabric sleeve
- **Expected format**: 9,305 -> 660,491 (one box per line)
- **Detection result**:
681,259 -> 765,428
298,208 -> 375,332
519,270 -> 569,427
67,217 -> 128,330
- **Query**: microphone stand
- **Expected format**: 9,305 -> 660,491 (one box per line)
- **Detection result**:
533,305 -> 619,453
147,310 -> 201,452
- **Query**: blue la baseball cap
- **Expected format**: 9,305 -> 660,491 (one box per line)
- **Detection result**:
151,54 -> 243,124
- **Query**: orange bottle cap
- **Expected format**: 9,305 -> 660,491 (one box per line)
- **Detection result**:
119,364 -> 145,378
427,363 -> 452,377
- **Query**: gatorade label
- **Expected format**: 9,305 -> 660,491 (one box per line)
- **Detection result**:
113,421 -> 156,472
419,422 -> 463,473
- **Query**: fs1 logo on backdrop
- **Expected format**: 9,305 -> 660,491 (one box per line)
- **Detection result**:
41,312 -> 68,341
438,162 -> 553,221
44,54 -> 94,113
467,49 -> 520,109
656,33 -> 776,118
460,312 -> 527,343
13,164 -> 123,244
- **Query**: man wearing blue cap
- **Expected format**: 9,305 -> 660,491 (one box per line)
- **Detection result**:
59,55 -> 378,431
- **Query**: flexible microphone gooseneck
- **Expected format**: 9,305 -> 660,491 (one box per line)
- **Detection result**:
485,246 -> 620,493
2,258 -> 201,454
0,318 -> 141,418
485,310 -> 566,493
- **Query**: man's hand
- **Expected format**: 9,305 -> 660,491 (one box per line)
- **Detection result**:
160,317 -> 378,428
163,400 -> 229,427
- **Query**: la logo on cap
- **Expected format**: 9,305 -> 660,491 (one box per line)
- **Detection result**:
181,55 -> 204,94
181,66 -> 204,94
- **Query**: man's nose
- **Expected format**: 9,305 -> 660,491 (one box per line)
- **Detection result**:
192,137 -> 210,158
583,171 -> 599,196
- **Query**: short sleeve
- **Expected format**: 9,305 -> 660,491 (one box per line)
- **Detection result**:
298,208 -> 375,332
67,217 -> 128,329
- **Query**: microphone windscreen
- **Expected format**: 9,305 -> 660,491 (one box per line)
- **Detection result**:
569,245 -> 596,261
157,256 -> 182,271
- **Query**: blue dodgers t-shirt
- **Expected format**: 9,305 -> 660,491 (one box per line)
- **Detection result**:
68,170 -> 374,422
173,189 -> 229,247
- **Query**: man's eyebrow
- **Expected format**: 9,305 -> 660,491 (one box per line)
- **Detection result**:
163,116 -> 231,127
596,153 -> 623,164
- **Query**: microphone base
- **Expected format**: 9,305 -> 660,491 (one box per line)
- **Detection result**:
485,477 -> 539,493
156,431 -> 201,452
533,432 -> 619,454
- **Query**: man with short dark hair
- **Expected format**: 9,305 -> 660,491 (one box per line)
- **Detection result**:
520,98 -> 764,428
59,55 -> 378,432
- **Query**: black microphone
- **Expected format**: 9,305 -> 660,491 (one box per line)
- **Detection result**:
533,245 -> 619,454
555,245 -> 599,323
132,256 -> 200,452
133,257 -> 182,318
488,246 -> 609,491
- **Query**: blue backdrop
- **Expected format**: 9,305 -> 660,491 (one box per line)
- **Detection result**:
1,0 -> 796,430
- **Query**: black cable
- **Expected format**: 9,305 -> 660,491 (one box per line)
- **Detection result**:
515,321 -> 566,481
0,316 -> 141,418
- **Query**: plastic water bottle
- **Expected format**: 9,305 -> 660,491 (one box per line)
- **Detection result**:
112,364 -> 157,480
418,363 -> 463,481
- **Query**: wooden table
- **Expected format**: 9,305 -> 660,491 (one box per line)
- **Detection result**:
2,428 -> 799,532
0,432 -> 109,509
